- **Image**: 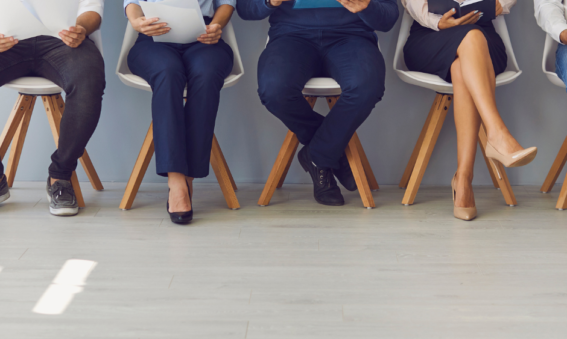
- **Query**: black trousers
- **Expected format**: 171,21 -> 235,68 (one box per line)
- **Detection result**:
0,36 -> 105,180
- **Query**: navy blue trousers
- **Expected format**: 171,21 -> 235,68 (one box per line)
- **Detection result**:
128,32 -> 233,178
258,30 -> 385,170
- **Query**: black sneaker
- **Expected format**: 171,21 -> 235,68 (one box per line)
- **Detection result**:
298,145 -> 344,206
0,175 -> 10,204
46,177 -> 79,216
334,153 -> 357,192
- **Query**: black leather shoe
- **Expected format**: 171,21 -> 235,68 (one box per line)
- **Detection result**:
298,145 -> 344,206
334,153 -> 357,191
167,181 -> 193,225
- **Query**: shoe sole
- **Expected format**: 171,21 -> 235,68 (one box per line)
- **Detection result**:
0,191 -> 10,204
46,193 -> 79,216
508,149 -> 538,168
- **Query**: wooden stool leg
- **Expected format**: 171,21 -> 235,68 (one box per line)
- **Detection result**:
1,95 -> 35,160
5,97 -> 36,187
399,94 -> 442,189
258,131 -> 300,206
352,133 -> 379,191
478,124 -> 517,206
213,135 -> 237,191
211,134 -> 240,209
42,95 -> 85,208
119,123 -> 155,210
541,135 -> 567,193
402,94 -> 452,206
52,95 -> 104,191
556,172 -> 567,210
346,136 -> 375,209
275,96 -> 318,189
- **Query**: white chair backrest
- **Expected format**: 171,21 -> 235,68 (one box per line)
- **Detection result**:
394,11 -> 520,74
542,34 -> 566,88
116,21 -> 243,80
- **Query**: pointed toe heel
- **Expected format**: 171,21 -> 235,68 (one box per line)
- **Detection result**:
485,142 -> 537,168
452,173 -> 477,221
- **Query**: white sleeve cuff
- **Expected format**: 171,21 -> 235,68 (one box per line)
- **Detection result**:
79,0 -> 104,19
552,22 -> 567,44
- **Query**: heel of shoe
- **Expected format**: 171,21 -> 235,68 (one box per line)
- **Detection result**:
489,158 -> 503,180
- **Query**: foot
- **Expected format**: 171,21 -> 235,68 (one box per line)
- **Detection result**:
168,178 -> 192,213
0,175 -> 10,204
487,130 -> 524,155
334,153 -> 357,191
454,172 -> 475,208
298,145 -> 344,206
46,177 -> 79,216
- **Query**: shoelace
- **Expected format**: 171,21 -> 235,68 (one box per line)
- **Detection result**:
51,182 -> 75,202
317,168 -> 332,186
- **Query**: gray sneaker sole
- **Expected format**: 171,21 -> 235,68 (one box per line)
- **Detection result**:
46,194 -> 79,216
0,191 -> 10,204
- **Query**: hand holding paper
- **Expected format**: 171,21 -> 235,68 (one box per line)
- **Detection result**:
131,16 -> 171,37
0,35 -> 18,53
198,23 -> 223,45
59,26 -> 87,48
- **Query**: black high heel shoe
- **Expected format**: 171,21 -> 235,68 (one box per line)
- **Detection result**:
167,180 -> 193,225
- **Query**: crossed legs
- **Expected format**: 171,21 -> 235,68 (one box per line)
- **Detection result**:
451,29 -> 524,208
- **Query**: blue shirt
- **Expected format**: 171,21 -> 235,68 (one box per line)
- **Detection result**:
236,0 -> 398,38
124,0 -> 235,18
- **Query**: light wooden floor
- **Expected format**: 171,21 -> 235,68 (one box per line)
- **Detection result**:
1,182 -> 567,338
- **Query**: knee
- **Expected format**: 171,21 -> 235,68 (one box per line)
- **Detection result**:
341,77 -> 384,108
258,77 -> 302,110
189,64 -> 228,89
66,65 -> 106,97
460,29 -> 488,50
153,64 -> 187,87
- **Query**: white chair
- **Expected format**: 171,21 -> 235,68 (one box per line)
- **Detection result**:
0,30 -> 105,208
257,41 -> 380,209
393,11 -> 521,206
540,34 -> 567,209
116,22 -> 244,210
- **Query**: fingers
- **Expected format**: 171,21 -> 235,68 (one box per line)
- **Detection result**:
454,10 -> 478,25
138,17 -> 169,36
441,8 -> 457,20
0,34 -> 18,46
460,12 -> 481,25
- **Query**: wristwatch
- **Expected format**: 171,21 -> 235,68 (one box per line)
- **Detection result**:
265,0 -> 276,8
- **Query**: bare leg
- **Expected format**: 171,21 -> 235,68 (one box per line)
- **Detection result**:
185,176 -> 194,199
168,172 -> 192,213
456,30 -> 523,155
451,58 -> 478,208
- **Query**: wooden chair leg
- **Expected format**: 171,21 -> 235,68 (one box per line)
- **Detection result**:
53,95 -> 104,191
42,95 -> 85,208
402,94 -> 452,206
258,130 -> 300,206
211,134 -> 240,209
119,123 -> 155,210
5,98 -> 35,187
352,132 -> 379,191
275,96 -> 318,189
212,135 -> 237,192
0,94 -> 35,159
556,172 -> 567,210
478,124 -> 517,206
399,94 -> 443,189
346,136 -> 375,209
541,135 -> 567,193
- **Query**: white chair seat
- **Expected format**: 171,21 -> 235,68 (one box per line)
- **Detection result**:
302,77 -> 341,96
4,77 -> 63,95
395,70 -> 522,94
117,72 -> 244,94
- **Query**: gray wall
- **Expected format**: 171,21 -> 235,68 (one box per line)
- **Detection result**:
1,0 -> 566,186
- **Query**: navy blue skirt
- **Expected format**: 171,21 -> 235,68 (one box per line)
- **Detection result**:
403,21 -> 507,83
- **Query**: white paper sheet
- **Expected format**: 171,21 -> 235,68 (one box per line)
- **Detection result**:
0,0 -> 47,40
26,0 -> 79,34
0,0 -> 79,40
139,1 -> 207,44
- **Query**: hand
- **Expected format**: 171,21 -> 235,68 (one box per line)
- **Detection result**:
337,0 -> 371,13
438,8 -> 481,30
0,34 -> 18,53
561,30 -> 567,45
198,24 -> 222,45
495,0 -> 503,17
59,25 -> 87,48
131,16 -> 170,36
269,0 -> 292,7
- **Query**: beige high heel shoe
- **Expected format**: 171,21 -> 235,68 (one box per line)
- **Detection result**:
485,142 -> 537,168
452,173 -> 477,221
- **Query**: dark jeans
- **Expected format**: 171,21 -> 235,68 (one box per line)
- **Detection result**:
258,30 -> 385,169
127,29 -> 233,178
0,36 -> 105,180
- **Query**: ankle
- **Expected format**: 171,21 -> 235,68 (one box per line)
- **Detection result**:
456,171 -> 473,184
